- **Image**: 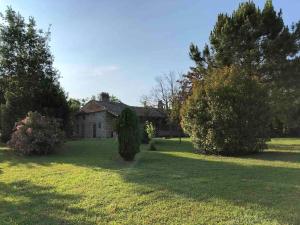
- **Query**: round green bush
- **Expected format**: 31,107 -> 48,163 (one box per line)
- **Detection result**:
8,111 -> 64,155
148,141 -> 157,151
117,108 -> 140,161
181,66 -> 270,155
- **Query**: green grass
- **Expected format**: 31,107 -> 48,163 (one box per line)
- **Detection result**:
0,138 -> 299,225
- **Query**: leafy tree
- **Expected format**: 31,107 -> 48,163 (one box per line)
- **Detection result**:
65,98 -> 81,137
110,95 -> 121,103
0,92 -> 24,141
68,98 -> 81,111
181,66 -> 270,155
169,93 -> 184,142
96,92 -> 121,103
117,108 -> 140,161
142,72 -> 183,137
0,7 -> 69,141
142,72 -> 180,111
181,0 -> 300,135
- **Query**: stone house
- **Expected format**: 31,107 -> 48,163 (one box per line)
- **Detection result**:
75,94 -> 167,138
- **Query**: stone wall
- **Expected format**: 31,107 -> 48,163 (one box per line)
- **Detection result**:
103,112 -> 116,137
76,111 -> 117,138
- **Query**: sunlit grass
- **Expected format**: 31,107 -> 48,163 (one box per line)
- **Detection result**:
0,138 -> 299,224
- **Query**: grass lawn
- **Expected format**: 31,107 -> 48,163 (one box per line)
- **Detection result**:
0,138 -> 299,225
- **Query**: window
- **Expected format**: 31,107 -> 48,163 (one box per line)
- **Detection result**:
98,122 -> 102,129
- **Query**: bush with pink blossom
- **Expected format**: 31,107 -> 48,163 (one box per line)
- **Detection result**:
8,111 -> 64,155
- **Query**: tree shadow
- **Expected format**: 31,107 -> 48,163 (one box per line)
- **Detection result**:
242,143 -> 300,163
1,139 -> 300,223
268,143 -> 300,151
0,180 -> 93,225
0,139 -> 124,171
121,149 -> 300,224
242,150 -> 300,163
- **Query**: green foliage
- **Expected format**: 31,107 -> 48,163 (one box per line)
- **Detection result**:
65,98 -> 81,137
209,1 -> 299,78
145,121 -> 156,150
0,91 -> 28,142
169,94 -> 184,139
145,121 -> 156,140
0,7 -> 69,141
149,141 -> 157,151
8,111 -> 64,155
181,67 -> 270,155
117,108 -> 140,161
97,92 -> 121,103
182,1 -> 300,135
110,94 -> 121,103
0,104 -> 14,142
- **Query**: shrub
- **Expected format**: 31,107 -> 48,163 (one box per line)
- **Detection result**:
149,141 -> 157,151
117,108 -> 140,161
8,111 -> 64,155
145,121 -> 156,140
140,125 -> 149,144
145,121 -> 156,150
181,66 -> 270,155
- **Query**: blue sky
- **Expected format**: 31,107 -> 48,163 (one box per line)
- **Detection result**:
0,0 -> 299,105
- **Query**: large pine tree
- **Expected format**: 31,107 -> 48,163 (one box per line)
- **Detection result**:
0,8 -> 69,141
181,0 -> 300,135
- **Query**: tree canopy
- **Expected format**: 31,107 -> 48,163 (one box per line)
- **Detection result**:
0,7 -> 69,141
181,0 -> 300,135
181,66 -> 270,155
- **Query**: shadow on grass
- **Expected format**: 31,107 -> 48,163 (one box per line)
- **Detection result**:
0,139 -> 123,170
0,180 -> 93,225
241,143 -> 300,163
242,150 -> 300,163
121,149 -> 300,224
1,139 -> 299,224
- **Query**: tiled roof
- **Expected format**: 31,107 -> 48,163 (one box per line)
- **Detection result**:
79,100 -> 166,118
130,106 -> 166,118
79,101 -> 105,113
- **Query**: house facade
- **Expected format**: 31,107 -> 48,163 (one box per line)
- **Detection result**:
75,94 -> 167,138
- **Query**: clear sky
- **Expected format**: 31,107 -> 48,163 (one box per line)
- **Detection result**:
0,0 -> 299,105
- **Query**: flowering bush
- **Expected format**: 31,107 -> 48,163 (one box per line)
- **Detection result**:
8,111 -> 64,155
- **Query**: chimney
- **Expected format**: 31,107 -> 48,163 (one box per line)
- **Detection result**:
158,100 -> 164,110
100,92 -> 110,102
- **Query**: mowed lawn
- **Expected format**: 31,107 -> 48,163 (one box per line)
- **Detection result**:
0,138 -> 299,225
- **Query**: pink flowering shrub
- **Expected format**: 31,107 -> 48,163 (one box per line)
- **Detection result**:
8,111 -> 64,155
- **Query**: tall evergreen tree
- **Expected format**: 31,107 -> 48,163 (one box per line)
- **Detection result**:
117,108 -> 140,161
181,0 -> 300,135
0,8 -> 69,141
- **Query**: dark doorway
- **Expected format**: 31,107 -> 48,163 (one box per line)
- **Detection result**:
93,123 -> 96,138
81,124 -> 85,138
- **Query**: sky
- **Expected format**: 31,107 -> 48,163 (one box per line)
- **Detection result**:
0,0 -> 299,106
